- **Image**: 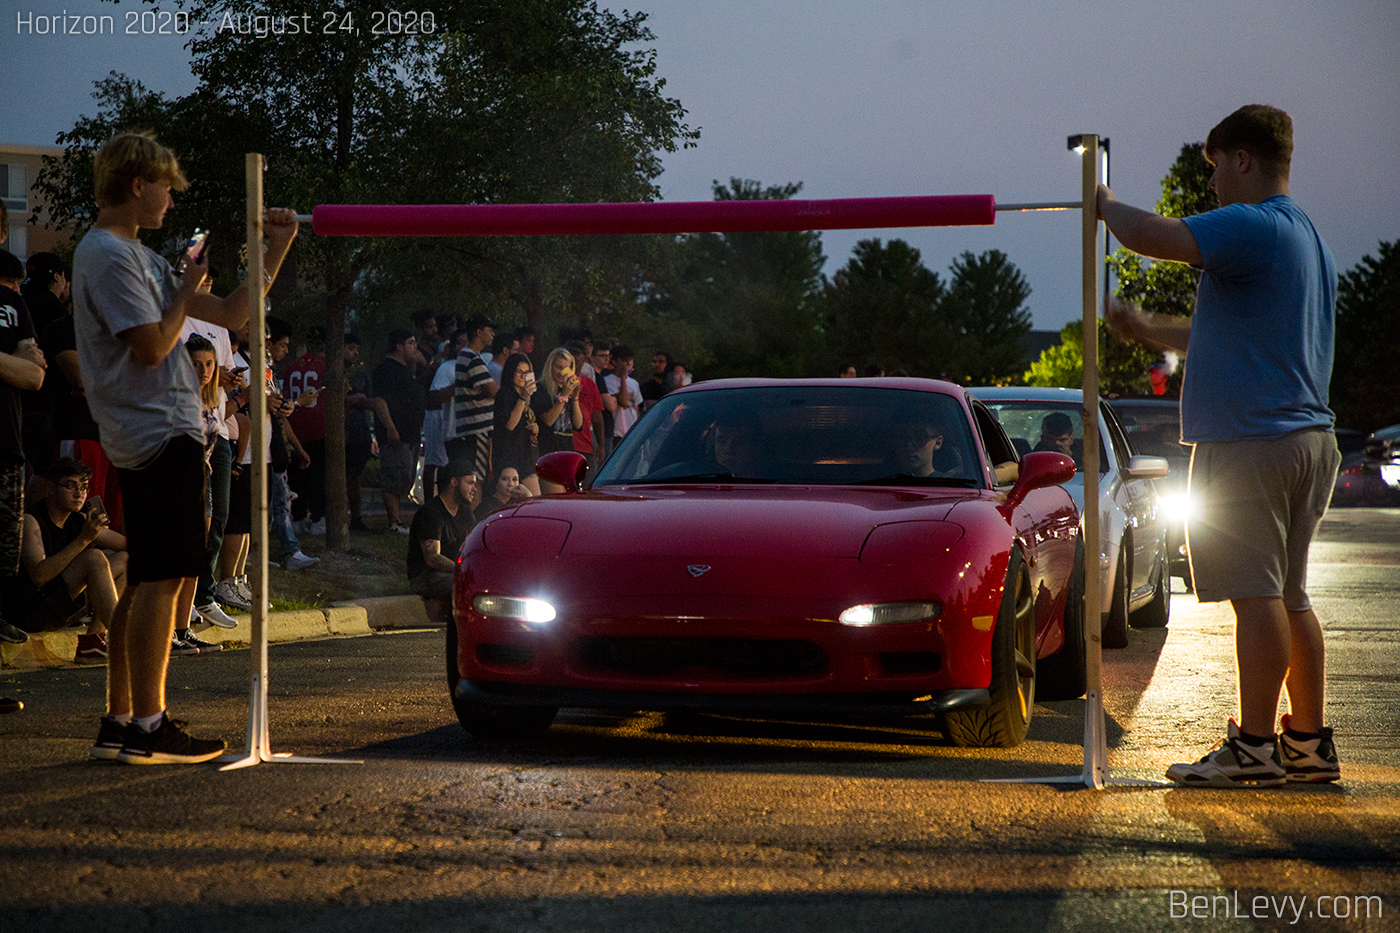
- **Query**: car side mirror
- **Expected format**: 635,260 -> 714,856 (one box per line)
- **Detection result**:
536,451 -> 589,493
1005,451 -> 1075,509
1123,455 -> 1171,480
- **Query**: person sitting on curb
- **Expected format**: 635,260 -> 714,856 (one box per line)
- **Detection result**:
406,460 -> 479,612
14,458 -> 129,663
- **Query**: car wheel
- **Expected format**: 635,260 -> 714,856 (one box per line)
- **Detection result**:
944,549 -> 1036,748
1130,563 -> 1170,629
1037,537 -> 1086,701
1102,545 -> 1130,649
446,617 -> 558,741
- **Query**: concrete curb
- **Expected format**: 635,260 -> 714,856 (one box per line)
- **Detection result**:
0,595 -> 431,670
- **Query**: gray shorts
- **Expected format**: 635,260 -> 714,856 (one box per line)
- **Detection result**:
379,442 -> 416,497
1186,428 -> 1340,610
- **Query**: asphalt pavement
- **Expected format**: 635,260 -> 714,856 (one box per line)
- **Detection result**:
1,508 -> 1397,932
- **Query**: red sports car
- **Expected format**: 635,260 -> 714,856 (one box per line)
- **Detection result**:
450,378 -> 1084,747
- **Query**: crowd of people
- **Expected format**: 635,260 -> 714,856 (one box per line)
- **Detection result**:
0,132 -> 696,735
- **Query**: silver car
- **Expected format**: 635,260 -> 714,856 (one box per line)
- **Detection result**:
972,387 -> 1171,650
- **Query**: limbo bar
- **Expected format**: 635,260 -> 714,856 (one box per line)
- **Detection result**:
305,194 -> 998,237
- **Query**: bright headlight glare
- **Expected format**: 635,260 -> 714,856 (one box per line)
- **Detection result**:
839,601 -> 941,626
472,594 -> 557,624
1159,492 -> 1199,525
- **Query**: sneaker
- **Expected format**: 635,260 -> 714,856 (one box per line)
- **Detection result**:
115,714 -> 226,765
90,716 -> 127,760
0,618 -> 29,644
349,518 -> 370,532
177,629 -> 223,655
1277,713 -> 1341,783
1166,719 -> 1286,788
169,636 -> 200,658
196,602 -> 239,630
308,518 -> 326,535
215,578 -> 251,611
285,550 -> 320,571
390,522 -> 411,534
236,575 -> 253,603
75,632 -> 109,665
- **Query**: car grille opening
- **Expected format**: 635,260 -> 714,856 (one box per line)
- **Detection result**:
576,636 -> 828,679
477,643 -> 534,667
878,651 -> 942,675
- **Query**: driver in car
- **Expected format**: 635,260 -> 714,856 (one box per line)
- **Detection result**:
891,416 -> 962,477
1033,411 -> 1082,468
711,415 -> 763,477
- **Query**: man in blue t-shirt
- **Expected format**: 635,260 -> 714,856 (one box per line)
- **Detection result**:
1099,105 -> 1341,789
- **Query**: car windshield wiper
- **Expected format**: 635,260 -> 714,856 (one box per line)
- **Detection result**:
851,473 -> 981,487
629,472 -> 774,485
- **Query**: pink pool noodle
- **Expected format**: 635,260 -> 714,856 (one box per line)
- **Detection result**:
310,195 -> 997,237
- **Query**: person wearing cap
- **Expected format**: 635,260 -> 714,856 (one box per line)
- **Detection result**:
406,459 -> 479,602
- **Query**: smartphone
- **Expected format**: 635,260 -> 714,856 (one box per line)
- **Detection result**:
182,228 -> 209,269
231,365 -> 249,375
86,495 -> 106,519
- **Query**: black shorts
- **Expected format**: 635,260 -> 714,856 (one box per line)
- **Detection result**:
226,464 -> 252,535
12,578 -> 87,633
116,435 -> 208,584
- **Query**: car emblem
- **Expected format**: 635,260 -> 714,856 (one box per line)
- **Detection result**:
687,564 -> 711,577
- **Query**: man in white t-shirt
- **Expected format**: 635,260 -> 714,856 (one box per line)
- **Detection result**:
603,345 -> 641,439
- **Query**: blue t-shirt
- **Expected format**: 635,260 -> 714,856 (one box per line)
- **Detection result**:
1180,195 -> 1336,443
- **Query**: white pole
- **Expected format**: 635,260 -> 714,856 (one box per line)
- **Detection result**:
1079,137 -> 1107,789
218,155 -> 357,770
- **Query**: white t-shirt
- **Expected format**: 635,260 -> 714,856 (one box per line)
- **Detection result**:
179,315 -> 235,439
603,373 -> 641,437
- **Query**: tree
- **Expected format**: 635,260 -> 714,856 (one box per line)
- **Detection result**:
63,0 -> 696,548
646,179 -> 826,378
940,249 -> 1032,384
1331,241 -> 1400,431
823,238 -> 946,376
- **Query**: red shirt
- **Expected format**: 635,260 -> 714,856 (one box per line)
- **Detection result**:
573,374 -> 603,454
283,352 -> 326,442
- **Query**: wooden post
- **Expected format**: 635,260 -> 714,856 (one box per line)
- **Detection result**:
1079,136 -> 1106,788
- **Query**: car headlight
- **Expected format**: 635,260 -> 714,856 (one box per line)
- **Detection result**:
472,595 -> 557,625
839,601 -> 941,626
1158,491 -> 1199,526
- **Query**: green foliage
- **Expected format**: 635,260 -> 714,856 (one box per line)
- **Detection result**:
1024,320 -> 1088,388
645,179 -> 826,379
1331,241 -> 1400,431
823,238 -> 945,377
940,249 -> 1032,384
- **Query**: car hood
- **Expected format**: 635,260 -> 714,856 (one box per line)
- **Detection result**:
506,486 -> 967,559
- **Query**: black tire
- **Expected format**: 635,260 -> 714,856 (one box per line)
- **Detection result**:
446,618 -> 558,741
944,550 -> 1036,748
1038,538 -> 1086,700
1130,561 -> 1170,629
1102,544 -> 1130,649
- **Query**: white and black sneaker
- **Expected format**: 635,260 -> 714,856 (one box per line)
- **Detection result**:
1277,713 -> 1341,783
169,636 -> 200,658
195,602 -> 239,630
1166,719 -> 1286,788
116,714 -> 225,765
90,716 -> 128,760
176,629 -> 223,655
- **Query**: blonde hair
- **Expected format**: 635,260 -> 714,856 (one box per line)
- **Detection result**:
93,132 -> 189,208
541,347 -> 575,398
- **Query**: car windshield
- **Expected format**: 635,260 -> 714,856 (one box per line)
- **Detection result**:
979,400 -> 1107,475
593,385 -> 983,488
1108,400 -> 1190,468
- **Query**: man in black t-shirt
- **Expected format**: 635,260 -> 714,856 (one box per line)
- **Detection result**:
406,459 -> 478,601
372,329 -> 427,532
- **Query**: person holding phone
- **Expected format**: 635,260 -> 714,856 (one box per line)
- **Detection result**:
14,458 -> 128,664
72,132 -> 298,764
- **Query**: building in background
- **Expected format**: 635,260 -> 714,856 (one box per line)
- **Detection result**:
1,143 -> 70,259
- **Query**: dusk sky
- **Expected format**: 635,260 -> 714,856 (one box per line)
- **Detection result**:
5,0 -> 1398,331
